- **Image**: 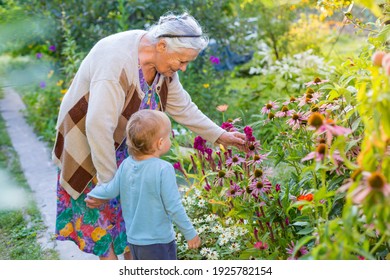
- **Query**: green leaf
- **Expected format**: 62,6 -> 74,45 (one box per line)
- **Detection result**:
296,227 -> 314,235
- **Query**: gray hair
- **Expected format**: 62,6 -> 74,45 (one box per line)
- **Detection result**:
146,12 -> 209,52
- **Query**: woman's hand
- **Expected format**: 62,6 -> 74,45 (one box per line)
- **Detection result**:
216,131 -> 246,150
84,196 -> 109,208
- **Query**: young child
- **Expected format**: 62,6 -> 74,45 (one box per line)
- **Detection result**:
85,109 -> 201,260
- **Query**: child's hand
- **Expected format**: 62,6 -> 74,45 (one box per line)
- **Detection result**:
84,196 -> 108,208
187,235 -> 201,249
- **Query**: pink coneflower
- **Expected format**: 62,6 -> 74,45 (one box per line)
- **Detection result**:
317,118 -> 352,137
286,111 -> 305,130
226,182 -> 244,197
301,143 -> 327,162
340,171 -> 390,204
283,96 -> 297,105
214,169 -> 234,186
261,101 -> 279,114
246,140 -> 262,157
297,91 -> 322,107
249,178 -> 272,197
226,154 -> 245,166
286,241 -> 309,260
246,153 -> 268,166
304,77 -> 329,87
254,241 -> 268,250
275,105 -> 293,118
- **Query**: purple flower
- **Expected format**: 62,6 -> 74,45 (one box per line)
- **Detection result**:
39,81 -> 46,88
209,56 -> 220,65
254,241 -> 268,250
36,53 -> 42,59
249,179 -> 272,197
193,136 -> 207,153
49,45 -> 56,52
243,126 -> 256,141
275,184 -> 281,192
226,182 -> 244,197
286,241 -> 309,260
261,101 -> 279,114
221,122 -> 236,132
226,154 -> 245,166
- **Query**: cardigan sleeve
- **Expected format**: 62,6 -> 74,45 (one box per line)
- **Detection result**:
165,73 -> 225,144
86,79 -> 125,184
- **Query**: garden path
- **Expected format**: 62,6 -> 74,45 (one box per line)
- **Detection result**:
0,87 -> 97,260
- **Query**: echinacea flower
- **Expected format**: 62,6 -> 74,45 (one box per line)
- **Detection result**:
261,101 -> 279,114
304,77 -> 329,87
286,241 -> 309,260
341,171 -> 390,204
283,96 -> 297,105
246,153 -> 268,166
226,182 -> 244,197
275,105 -> 293,118
301,143 -> 327,162
226,154 -> 245,166
286,111 -> 305,130
249,178 -> 272,197
246,140 -> 262,156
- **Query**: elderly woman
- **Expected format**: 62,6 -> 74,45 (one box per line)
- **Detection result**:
52,12 -> 245,260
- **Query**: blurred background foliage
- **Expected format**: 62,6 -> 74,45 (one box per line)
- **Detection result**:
0,0 -> 387,144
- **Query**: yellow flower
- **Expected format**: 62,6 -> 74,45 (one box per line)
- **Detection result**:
56,80 -> 64,87
59,222 -> 74,237
203,83 -> 210,89
47,70 -> 54,79
91,227 -> 107,242
60,89 -> 67,95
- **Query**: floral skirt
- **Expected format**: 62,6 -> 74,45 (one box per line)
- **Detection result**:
55,141 -> 130,257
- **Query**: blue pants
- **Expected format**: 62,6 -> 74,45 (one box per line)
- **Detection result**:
129,240 -> 177,260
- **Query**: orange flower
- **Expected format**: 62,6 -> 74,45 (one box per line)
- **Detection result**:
77,237 -> 86,251
297,193 -> 314,210
216,104 -> 228,112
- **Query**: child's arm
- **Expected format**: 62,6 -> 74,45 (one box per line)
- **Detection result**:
84,162 -> 124,208
160,165 -> 200,248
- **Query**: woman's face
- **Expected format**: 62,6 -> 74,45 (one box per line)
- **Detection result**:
155,40 -> 199,77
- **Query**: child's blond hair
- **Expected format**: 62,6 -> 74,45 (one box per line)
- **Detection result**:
126,110 -> 171,156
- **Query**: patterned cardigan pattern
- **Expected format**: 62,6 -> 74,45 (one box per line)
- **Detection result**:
52,30 -> 225,200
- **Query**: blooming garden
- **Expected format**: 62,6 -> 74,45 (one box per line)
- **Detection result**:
1,0 -> 389,260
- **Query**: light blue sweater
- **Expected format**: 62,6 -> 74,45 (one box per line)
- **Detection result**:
87,156 -> 197,245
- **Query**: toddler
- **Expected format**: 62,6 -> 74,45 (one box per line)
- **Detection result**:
85,109 -> 201,259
